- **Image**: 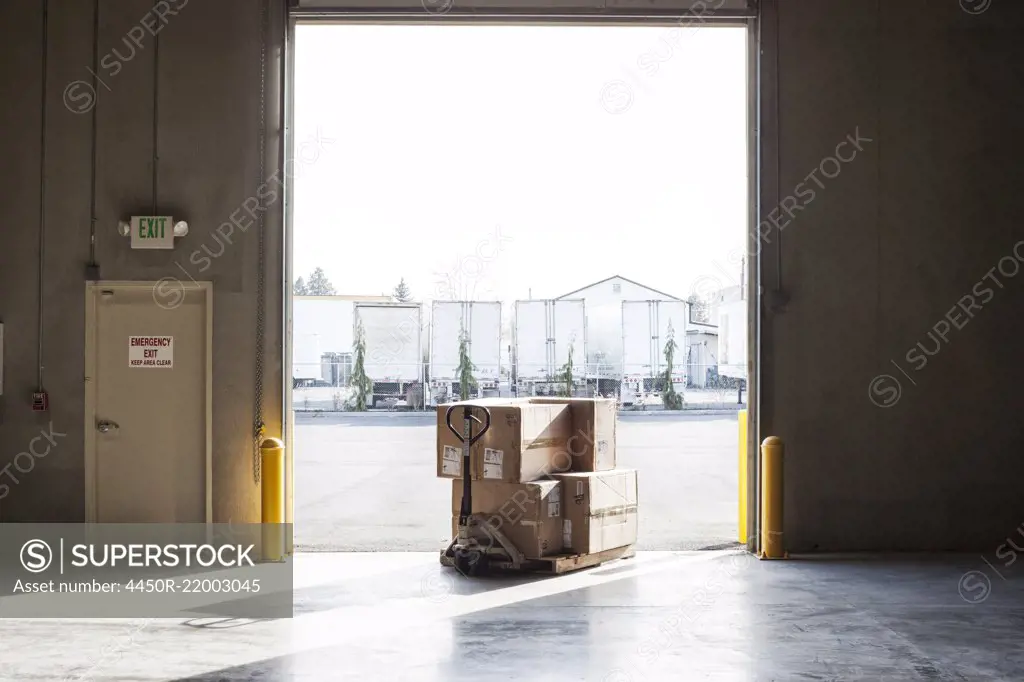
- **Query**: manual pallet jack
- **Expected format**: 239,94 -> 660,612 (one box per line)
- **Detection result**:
440,403 -> 529,576
439,402 -> 637,577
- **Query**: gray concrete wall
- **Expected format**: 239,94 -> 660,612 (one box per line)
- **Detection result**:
761,0 -> 1024,550
0,0 -> 285,523
2,0 -> 1022,550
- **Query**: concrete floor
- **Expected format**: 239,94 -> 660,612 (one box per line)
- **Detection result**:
3,551 -> 1023,681
294,412 -> 739,551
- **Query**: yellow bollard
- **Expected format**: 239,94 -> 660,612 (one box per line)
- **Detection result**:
261,438 -> 285,562
286,409 -> 295,556
738,409 -> 748,544
759,436 -> 787,559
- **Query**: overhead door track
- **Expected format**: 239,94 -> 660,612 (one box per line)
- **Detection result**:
289,0 -> 756,22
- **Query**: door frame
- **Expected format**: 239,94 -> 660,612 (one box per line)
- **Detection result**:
285,8 -> 761,552
83,280 -> 214,524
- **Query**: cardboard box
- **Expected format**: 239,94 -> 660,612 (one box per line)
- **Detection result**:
531,398 -> 618,472
450,479 -> 563,558
552,469 -> 638,555
437,398 -> 573,483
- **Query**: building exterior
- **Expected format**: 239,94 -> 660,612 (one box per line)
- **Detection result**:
711,283 -> 747,382
684,328 -> 719,388
555,275 -> 686,379
685,297 -> 720,388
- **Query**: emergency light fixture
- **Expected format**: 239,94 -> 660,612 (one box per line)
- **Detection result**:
118,217 -> 188,248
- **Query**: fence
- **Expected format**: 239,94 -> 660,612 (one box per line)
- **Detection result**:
292,361 -> 747,412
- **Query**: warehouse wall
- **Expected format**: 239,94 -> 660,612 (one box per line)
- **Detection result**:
0,0 -> 286,523
2,0 -> 1021,551
760,0 -> 1024,550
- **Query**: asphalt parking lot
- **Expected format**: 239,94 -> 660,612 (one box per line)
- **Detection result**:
294,411 -> 739,552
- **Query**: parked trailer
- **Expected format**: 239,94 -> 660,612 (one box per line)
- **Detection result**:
354,302 -> 423,408
621,300 -> 687,405
513,299 -> 587,395
292,296 -> 357,384
429,301 -> 502,405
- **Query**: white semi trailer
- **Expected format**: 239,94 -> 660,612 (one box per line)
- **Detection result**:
292,296 -> 356,385
620,300 -> 688,405
428,301 -> 502,405
353,302 -> 423,407
513,299 -> 587,396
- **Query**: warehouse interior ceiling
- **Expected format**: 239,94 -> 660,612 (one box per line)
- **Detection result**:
287,18 -> 754,553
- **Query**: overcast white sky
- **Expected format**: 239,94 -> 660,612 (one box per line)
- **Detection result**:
292,24 -> 747,304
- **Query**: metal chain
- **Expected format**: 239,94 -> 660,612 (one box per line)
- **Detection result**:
253,0 -> 269,485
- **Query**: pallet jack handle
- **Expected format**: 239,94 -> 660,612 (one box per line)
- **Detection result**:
444,403 -> 491,446
445,404 -> 491,526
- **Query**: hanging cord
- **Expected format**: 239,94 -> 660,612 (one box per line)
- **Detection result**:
87,0 -> 99,271
253,0 -> 270,484
37,0 -> 50,392
152,25 -> 159,214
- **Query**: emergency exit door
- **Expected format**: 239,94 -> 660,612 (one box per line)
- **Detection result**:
85,282 -> 212,523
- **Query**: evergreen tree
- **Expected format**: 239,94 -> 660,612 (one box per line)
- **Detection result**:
307,267 -> 336,296
393,278 -> 412,302
293,276 -> 309,295
557,343 -> 575,397
456,326 -> 476,400
661,321 -> 684,410
350,321 -> 372,411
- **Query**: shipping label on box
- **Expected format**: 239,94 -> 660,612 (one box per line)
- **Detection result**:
548,485 -> 561,518
552,469 -> 638,555
441,445 -> 461,476
570,478 -> 586,506
482,448 -> 504,480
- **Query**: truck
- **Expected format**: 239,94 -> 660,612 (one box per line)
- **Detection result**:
512,299 -> 587,396
620,300 -> 688,406
428,301 -> 502,405
353,302 -> 423,408
292,296 -> 357,386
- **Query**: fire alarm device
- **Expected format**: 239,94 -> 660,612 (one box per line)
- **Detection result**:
31,391 -> 48,412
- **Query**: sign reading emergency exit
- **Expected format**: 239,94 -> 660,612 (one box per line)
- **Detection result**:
129,336 -> 173,368
131,216 -> 174,249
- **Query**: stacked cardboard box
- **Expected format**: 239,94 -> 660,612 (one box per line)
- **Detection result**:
437,397 -> 638,561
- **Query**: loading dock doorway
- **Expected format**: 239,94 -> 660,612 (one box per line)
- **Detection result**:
285,2 -> 758,554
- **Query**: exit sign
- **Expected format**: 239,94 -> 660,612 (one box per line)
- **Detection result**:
131,216 -> 174,250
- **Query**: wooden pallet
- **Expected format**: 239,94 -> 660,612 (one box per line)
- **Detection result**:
532,545 -> 637,574
440,544 -> 636,575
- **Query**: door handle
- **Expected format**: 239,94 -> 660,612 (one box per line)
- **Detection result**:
96,419 -> 120,433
